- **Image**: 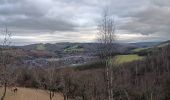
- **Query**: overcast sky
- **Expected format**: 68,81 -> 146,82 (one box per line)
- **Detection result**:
0,0 -> 170,45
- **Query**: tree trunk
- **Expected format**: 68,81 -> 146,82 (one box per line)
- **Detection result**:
106,60 -> 110,100
150,92 -> 153,100
109,58 -> 114,100
1,83 -> 7,100
64,94 -> 68,100
106,58 -> 114,100
49,91 -> 54,100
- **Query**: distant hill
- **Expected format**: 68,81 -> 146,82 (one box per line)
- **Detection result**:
18,43 -> 128,54
131,40 -> 170,56
156,40 -> 170,47
130,42 -> 160,48
18,43 -> 99,57
16,41 -> 162,56
9,40 -> 167,58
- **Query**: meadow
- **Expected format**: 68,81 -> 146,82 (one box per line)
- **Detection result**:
0,87 -> 63,100
114,54 -> 144,65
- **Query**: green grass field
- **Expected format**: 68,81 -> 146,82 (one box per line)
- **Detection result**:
64,45 -> 84,52
114,54 -> 144,65
132,48 -> 148,52
36,44 -> 46,50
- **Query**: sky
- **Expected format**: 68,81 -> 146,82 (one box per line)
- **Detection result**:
0,0 -> 170,45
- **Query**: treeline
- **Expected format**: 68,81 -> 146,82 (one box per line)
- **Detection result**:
4,45 -> 169,100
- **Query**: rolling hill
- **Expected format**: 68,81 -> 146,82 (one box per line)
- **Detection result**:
17,42 -> 145,55
131,40 -> 170,56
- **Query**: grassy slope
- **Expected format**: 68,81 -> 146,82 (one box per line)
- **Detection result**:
0,87 -> 63,100
64,45 -> 84,52
114,54 -> 144,65
75,54 -> 144,70
36,44 -> 46,51
132,48 -> 148,52
157,43 -> 170,48
132,40 -> 170,53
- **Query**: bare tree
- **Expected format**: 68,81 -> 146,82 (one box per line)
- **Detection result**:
45,67 -> 58,100
59,69 -> 69,100
0,27 -> 12,100
97,9 -> 116,100
35,62 -> 60,100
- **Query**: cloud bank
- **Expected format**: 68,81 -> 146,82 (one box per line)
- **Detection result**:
0,0 -> 170,45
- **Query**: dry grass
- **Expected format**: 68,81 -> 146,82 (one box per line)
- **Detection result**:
0,87 -> 64,100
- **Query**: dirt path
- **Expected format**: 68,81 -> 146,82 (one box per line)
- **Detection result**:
0,87 -> 64,100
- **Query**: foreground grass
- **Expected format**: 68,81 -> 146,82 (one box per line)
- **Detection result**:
0,87 -> 63,100
114,54 -> 144,65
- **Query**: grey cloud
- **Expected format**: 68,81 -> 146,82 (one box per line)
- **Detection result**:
0,0 -> 76,32
1,17 -> 76,32
0,0 -> 170,45
0,0 -> 101,32
0,0 -> 21,4
152,0 -> 170,7
107,0 -> 149,16
119,0 -> 170,36
0,2 -> 44,17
